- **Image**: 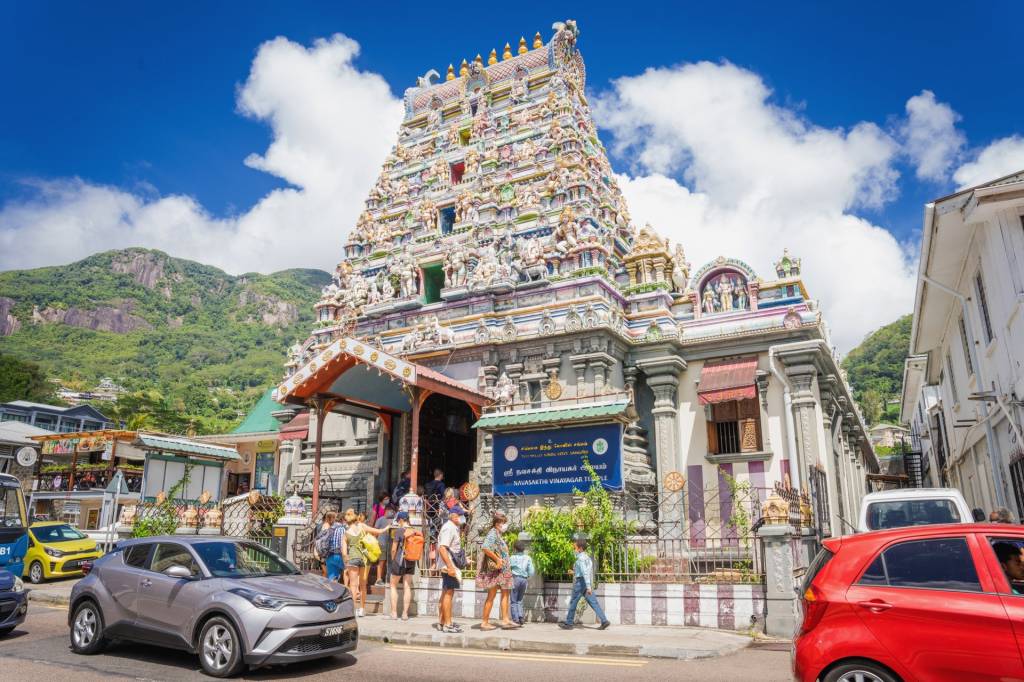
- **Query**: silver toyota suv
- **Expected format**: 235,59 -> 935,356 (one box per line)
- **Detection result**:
68,536 -> 356,677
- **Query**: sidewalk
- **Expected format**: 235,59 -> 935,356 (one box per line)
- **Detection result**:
26,578 -> 79,606
356,615 -> 752,660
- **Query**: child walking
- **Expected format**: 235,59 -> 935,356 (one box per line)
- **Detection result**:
559,537 -> 610,630
509,540 -> 534,625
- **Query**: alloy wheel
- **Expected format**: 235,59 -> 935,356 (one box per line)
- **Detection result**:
29,562 -> 43,584
836,671 -> 885,682
73,606 -> 97,647
202,624 -> 234,672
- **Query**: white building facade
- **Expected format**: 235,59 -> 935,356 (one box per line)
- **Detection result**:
908,171 -> 1024,517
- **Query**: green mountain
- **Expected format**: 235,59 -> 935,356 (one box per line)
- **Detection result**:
841,314 -> 912,426
0,248 -> 330,434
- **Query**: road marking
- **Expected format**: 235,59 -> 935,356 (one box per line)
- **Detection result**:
386,644 -> 648,667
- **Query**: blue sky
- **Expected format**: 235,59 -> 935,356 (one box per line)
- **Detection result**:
1,2 -> 1021,349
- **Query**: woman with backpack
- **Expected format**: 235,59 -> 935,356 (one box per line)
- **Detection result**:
477,510 -> 519,631
387,511 -> 422,620
342,508 -> 386,617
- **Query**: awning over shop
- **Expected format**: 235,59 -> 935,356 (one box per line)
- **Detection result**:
134,434 -> 240,461
278,412 -> 309,442
697,357 -> 758,405
473,399 -> 631,430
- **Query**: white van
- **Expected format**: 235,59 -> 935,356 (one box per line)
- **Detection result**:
857,488 -> 974,533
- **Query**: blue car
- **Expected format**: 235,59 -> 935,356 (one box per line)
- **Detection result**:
0,568 -> 27,635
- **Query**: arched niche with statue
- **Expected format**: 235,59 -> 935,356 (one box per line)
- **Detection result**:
691,257 -> 758,318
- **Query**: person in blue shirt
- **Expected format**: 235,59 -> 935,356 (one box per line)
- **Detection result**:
509,539 -> 535,625
559,537 -> 610,630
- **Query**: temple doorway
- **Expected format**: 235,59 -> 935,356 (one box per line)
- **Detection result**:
418,393 -> 477,492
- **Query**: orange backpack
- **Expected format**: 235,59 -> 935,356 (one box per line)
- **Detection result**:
403,529 -> 424,562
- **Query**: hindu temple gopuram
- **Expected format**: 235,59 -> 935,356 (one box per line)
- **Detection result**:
272,20 -> 878,538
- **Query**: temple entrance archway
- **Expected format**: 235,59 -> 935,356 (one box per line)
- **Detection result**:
417,393 -> 476,492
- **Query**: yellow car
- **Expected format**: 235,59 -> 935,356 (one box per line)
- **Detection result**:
24,521 -> 103,584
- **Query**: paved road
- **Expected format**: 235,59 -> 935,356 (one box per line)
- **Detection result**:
0,605 -> 792,681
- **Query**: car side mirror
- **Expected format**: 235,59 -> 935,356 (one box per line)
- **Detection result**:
164,564 -> 195,579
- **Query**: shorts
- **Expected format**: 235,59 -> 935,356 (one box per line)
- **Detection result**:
442,573 -> 460,591
390,560 -> 416,577
347,557 -> 366,568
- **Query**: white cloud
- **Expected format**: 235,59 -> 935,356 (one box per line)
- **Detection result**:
595,61 -> 917,352
0,34 -> 403,275
953,135 -> 1024,189
901,90 -> 965,182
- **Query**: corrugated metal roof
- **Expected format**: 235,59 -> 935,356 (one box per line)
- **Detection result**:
697,357 -> 758,405
473,400 -> 629,429
135,434 -> 240,460
231,388 -> 285,435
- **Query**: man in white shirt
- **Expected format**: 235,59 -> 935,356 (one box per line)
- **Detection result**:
436,506 -> 466,633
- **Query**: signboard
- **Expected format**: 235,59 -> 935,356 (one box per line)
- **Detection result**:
255,440 -> 277,453
492,423 -> 623,496
42,439 -> 78,455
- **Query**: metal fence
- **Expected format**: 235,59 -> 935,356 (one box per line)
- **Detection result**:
416,483 -> 768,585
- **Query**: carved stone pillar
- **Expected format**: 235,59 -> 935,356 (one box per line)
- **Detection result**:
571,357 -> 588,398
785,363 -> 821,487
638,363 -> 684,482
506,362 -> 524,404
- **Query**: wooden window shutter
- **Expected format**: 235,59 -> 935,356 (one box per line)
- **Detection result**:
707,418 -> 719,454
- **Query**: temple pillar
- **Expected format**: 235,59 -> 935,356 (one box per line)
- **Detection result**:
635,355 -> 686,483
785,363 -> 821,492
571,357 -> 588,398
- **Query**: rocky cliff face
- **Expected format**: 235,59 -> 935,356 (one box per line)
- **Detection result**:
237,289 -> 300,327
0,297 -> 20,337
31,302 -> 152,333
110,250 -> 166,289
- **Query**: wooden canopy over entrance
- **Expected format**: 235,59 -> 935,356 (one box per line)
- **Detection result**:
273,337 -> 491,515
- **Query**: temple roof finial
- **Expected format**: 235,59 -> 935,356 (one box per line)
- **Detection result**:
502,43 -> 512,60
533,32 -> 543,49
488,48 -> 497,65
446,64 -> 455,81
474,53 -> 483,67
459,59 -> 468,77
518,37 -> 528,55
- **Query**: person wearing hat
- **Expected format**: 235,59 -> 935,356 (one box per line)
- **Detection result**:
388,510 -> 420,620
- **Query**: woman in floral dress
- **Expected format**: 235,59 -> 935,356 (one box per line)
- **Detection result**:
478,510 -> 518,630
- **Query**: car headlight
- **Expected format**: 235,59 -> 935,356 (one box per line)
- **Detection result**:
229,587 -> 300,611
44,547 -> 65,558
12,577 -> 23,593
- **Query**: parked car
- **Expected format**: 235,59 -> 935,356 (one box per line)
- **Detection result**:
24,521 -> 103,584
68,536 -> 357,677
793,523 -> 1024,681
857,488 -> 972,532
0,568 -> 27,636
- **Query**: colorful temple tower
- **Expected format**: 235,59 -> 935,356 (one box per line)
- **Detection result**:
274,21 -> 876,536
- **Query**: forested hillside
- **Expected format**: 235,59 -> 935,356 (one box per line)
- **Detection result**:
0,248 -> 329,434
841,314 -> 912,425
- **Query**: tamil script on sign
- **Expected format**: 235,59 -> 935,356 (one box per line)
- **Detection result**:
491,423 -> 623,495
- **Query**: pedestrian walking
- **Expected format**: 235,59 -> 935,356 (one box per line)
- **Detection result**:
387,511 -> 421,620
312,511 -> 334,577
436,506 -> 466,633
341,508 -> 386,616
509,539 -> 534,625
559,537 -> 610,630
373,504 -> 395,586
478,511 -> 518,630
320,511 -> 346,582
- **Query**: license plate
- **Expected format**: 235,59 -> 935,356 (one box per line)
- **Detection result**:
321,625 -> 345,637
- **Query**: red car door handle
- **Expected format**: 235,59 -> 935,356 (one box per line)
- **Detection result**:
857,599 -> 893,612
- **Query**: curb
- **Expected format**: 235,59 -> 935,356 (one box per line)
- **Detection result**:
359,627 -> 750,660
27,589 -> 70,607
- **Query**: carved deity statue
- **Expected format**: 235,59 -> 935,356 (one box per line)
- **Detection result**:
702,286 -> 716,314
493,372 -> 517,409
444,243 -> 470,287
717,278 -> 734,312
550,207 -> 580,255
418,199 -> 438,232
510,72 -> 528,104
465,149 -> 481,176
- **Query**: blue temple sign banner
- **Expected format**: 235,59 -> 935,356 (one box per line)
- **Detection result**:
492,423 -> 623,495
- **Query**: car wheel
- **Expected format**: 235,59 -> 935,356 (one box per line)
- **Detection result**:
28,561 -> 44,584
199,616 -> 245,678
824,659 -> 899,682
69,600 -> 107,654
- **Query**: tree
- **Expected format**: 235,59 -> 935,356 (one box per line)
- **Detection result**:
0,353 -> 57,404
861,388 -> 884,426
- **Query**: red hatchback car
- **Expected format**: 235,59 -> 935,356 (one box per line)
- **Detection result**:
793,523 -> 1024,682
